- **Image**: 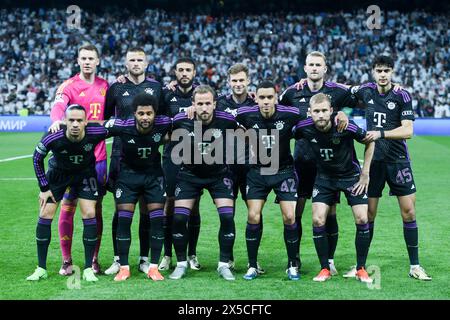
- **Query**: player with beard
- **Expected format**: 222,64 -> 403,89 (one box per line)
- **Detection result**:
158,58 -> 203,272
169,85 -> 238,281
293,93 -> 374,283
103,47 -> 165,276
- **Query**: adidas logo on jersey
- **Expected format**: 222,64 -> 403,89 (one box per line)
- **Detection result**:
411,184 -> 415,190
252,124 -> 259,129
79,92 -> 85,97
368,99 -> 374,104
123,91 -> 130,96
363,194 -> 368,199
61,150 -> 68,154
299,98 -> 306,102
128,139 -> 135,144
188,132 -> 195,137
310,138 -> 318,143
171,97 -> 177,102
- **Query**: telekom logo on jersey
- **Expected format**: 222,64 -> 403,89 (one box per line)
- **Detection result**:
373,112 -> 387,128
170,121 -> 280,175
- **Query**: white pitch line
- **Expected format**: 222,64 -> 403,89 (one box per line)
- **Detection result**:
0,140 -> 113,163
0,155 -> 33,162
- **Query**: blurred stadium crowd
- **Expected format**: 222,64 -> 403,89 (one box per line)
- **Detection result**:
0,8 -> 448,117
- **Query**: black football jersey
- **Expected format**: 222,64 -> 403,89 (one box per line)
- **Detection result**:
293,119 -> 367,179
104,77 -> 164,120
279,81 -> 358,162
104,116 -> 171,172
104,77 -> 165,157
217,94 -> 255,117
351,82 -> 415,163
171,110 -> 238,177
160,85 -> 195,118
236,105 -> 301,169
33,123 -> 108,191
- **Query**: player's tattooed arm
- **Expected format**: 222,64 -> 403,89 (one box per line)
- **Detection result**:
353,141 -> 374,195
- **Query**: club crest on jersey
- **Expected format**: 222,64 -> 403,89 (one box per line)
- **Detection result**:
387,101 -> 396,110
145,88 -> 154,95
100,88 -> 106,96
83,143 -> 93,152
116,188 -> 122,198
312,188 -> 319,198
212,129 -> 222,138
332,135 -> 341,145
275,121 -> 285,130
153,133 -> 162,142
350,86 -> 360,94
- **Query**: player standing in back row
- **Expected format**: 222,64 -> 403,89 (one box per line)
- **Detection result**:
346,55 -> 431,280
158,58 -> 203,272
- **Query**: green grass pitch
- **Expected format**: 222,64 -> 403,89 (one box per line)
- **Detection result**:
0,132 -> 449,300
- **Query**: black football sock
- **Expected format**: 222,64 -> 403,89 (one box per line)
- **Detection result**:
326,214 -> 339,260
36,217 -> 52,269
368,221 -> 375,247
116,210 -> 134,266
187,213 -> 201,256
148,209 -> 165,265
82,218 -> 98,269
403,220 -> 419,265
313,225 -> 329,270
295,214 -> 302,264
163,214 -> 173,257
284,222 -> 299,266
218,207 -> 235,263
355,223 -> 370,270
172,207 -> 190,262
139,211 -> 150,259
112,210 -> 118,256
246,223 -> 261,268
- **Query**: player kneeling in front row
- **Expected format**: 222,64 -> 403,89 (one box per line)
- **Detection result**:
293,93 -> 375,283
105,93 -> 171,281
28,105 -> 108,282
